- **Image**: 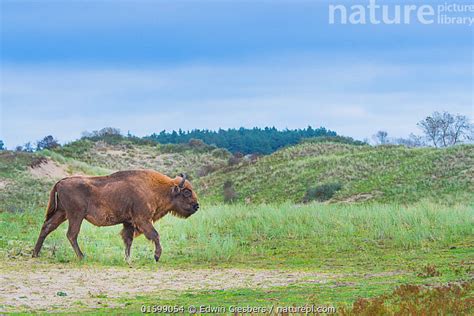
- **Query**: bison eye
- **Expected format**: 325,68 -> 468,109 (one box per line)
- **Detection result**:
183,189 -> 192,198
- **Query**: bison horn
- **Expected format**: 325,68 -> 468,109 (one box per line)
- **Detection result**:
179,173 -> 187,188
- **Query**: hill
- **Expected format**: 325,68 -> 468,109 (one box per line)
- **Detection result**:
48,138 -> 230,179
1,140 -> 472,212
198,142 -> 474,204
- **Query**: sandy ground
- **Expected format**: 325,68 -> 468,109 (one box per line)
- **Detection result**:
28,158 -> 70,180
0,260 -> 343,312
0,179 -> 9,191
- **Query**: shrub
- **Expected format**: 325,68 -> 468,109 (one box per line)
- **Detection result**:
223,180 -> 238,203
211,148 -> 231,159
158,143 -> 188,153
52,139 -> 94,158
302,136 -> 367,146
197,164 -> 218,177
36,135 -> 60,150
188,138 -> 206,148
303,182 -> 342,203
81,127 -> 139,146
228,152 -> 244,166
339,281 -> 473,315
417,264 -> 441,278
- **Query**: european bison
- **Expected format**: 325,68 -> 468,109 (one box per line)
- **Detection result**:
32,170 -> 199,263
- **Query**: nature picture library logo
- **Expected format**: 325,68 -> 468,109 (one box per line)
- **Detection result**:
328,0 -> 474,25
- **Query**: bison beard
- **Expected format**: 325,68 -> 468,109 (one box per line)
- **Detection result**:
32,170 -> 199,263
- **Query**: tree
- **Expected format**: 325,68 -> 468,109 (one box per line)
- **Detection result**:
393,133 -> 425,148
450,114 -> 471,145
36,135 -> 59,150
97,127 -> 121,137
373,131 -> 388,145
0,140 -> 4,150
468,126 -> 474,143
418,115 -> 441,147
82,127 -> 121,139
418,111 -> 471,147
145,126 -> 337,155
23,142 -> 34,152
81,130 -> 92,138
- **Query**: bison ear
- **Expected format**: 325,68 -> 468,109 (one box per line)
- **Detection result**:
171,185 -> 181,197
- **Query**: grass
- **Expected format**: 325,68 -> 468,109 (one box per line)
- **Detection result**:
0,151 -> 53,213
100,279 -> 473,315
198,143 -> 474,204
1,199 -> 472,314
0,201 -> 472,269
41,149 -> 111,176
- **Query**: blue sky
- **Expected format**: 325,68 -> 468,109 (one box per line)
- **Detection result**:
1,0 -> 472,147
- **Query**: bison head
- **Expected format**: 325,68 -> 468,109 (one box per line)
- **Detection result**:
170,173 -> 199,218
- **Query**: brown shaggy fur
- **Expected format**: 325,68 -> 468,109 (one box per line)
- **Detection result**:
32,170 -> 199,262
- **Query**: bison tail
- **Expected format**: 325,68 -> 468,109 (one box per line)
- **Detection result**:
45,182 -> 59,221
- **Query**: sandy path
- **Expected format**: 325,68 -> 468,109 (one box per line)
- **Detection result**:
0,262 -> 337,311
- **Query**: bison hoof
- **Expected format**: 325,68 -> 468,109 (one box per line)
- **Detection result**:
154,254 -> 160,262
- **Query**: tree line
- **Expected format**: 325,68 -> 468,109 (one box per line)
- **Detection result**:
1,111 -> 471,153
145,126 -> 337,154
0,135 -> 60,152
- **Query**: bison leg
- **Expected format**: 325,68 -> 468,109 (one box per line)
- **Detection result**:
138,221 -> 162,262
32,210 -> 66,257
121,222 -> 134,264
66,217 -> 85,259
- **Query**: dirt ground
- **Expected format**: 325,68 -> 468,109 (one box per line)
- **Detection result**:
0,260 -> 341,312
0,179 -> 9,191
28,158 -> 70,180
